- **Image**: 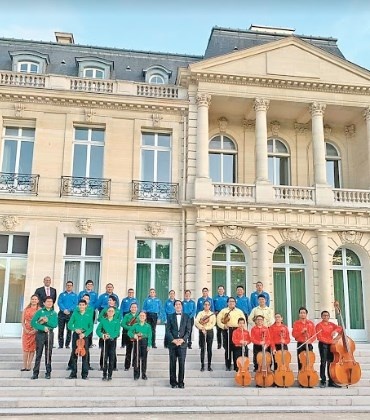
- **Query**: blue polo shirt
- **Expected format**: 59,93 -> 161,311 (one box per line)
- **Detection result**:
250,290 -> 270,309
120,296 -> 139,316
213,294 -> 228,312
236,294 -> 252,315
96,292 -> 120,312
196,296 -> 214,314
182,299 -> 196,319
165,298 -> 176,318
143,296 -> 164,322
77,289 -> 98,309
57,290 -> 78,312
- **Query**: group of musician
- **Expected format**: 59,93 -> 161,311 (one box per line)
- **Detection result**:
21,277 -> 354,388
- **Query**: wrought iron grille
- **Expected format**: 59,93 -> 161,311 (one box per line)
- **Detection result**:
132,180 -> 178,202
0,172 -> 39,195
60,176 -> 111,199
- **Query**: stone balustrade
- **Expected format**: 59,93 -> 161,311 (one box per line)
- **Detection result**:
274,186 -> 315,203
70,77 -> 114,93
0,71 -> 45,88
136,84 -> 179,98
334,188 -> 370,206
213,183 -> 255,201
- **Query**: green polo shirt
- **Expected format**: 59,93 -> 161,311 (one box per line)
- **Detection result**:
96,317 -> 121,339
98,307 -> 121,322
67,309 -> 93,337
128,322 -> 152,347
31,307 -> 58,332
121,312 -> 139,331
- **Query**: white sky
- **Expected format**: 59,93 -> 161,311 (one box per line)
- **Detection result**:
1,0 -> 370,69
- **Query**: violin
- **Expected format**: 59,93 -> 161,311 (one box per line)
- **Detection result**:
329,301 -> 361,386
75,337 -> 86,357
200,312 -> 215,325
235,328 -> 251,387
297,331 -> 319,388
273,330 -> 294,388
255,332 -> 274,387
221,309 -> 232,325
127,314 -> 138,326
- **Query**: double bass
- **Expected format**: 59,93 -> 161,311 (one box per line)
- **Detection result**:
329,301 -> 361,386
274,331 -> 295,388
255,332 -> 274,387
297,331 -> 319,388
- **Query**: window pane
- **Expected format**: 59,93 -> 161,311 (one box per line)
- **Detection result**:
275,140 -> 288,154
273,246 -> 285,263
142,133 -> 155,146
289,247 -> 304,264
346,249 -> 361,266
274,268 -> 287,322
231,266 -> 246,293
268,156 -> 274,184
212,265 -> 226,295
223,154 -> 235,183
5,127 -> 19,136
279,157 -> 289,185
19,141 -> 34,174
137,240 -> 151,258
84,262 -> 100,294
64,261 -> 81,288
95,70 -> 104,79
75,128 -> 89,141
326,160 -> 336,188
5,259 -> 27,323
66,237 -> 82,255
223,137 -> 235,150
85,69 -> 93,78
155,264 -> 169,304
157,151 -> 170,182
2,140 -> 17,173
209,136 -> 221,150
333,270 -> 346,326
326,143 -> 338,157
348,270 -> 364,329
22,128 -> 35,138
155,241 -> 170,259
30,64 -> 38,73
136,263 -> 151,307
0,259 -> 5,315
73,144 -> 87,177
267,140 -> 273,153
230,244 -> 245,262
0,236 -> 9,253
90,146 -> 104,178
209,153 -> 221,182
158,134 -> 170,148
333,249 -> 343,265
213,244 -> 226,261
12,236 -> 29,254
86,238 -> 101,256
20,63 -> 28,72
91,129 -> 105,143
290,268 -> 306,322
141,150 -> 154,181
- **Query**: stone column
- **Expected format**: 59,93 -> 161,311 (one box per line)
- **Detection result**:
257,227 -> 270,291
363,108 -> 370,187
309,102 -> 327,185
195,225 -> 208,298
317,230 -> 332,314
196,93 -> 211,178
254,98 -> 270,183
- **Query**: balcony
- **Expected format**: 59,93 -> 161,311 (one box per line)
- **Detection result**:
136,84 -> 179,99
274,186 -> 315,204
0,173 -> 39,195
132,180 -> 179,202
0,71 -> 45,88
69,77 -> 114,93
213,183 -> 255,202
60,176 -> 111,199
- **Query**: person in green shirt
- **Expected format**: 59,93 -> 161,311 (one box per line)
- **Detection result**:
128,311 -> 152,380
96,307 -> 121,380
121,302 -> 139,371
30,296 -> 58,380
67,299 -> 93,380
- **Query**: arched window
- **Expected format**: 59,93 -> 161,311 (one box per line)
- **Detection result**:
273,245 -> 306,327
149,74 -> 165,84
268,138 -> 290,185
18,61 -> 39,74
83,68 -> 105,79
326,142 -> 341,188
209,135 -> 236,183
212,243 -> 247,296
333,248 -> 365,339
143,65 -> 171,84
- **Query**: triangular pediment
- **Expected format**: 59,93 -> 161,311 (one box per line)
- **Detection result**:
188,37 -> 370,86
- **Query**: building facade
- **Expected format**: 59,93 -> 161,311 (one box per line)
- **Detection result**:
0,25 -> 369,340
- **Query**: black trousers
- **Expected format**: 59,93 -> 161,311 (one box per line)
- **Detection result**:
121,312 -> 129,347
222,328 -> 238,369
99,338 -> 117,369
101,338 -> 117,378
33,330 -> 54,375
124,338 -> 134,369
296,342 -> 313,371
169,345 -> 187,386
133,338 -> 148,378
199,329 -> 213,367
70,332 -> 89,378
318,341 -> 334,384
188,318 -> 194,347
216,321 -> 223,347
146,313 -> 158,347
58,311 -> 71,348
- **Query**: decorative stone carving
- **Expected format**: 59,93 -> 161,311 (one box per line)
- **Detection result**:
324,124 -> 332,137
253,97 -> 270,112
76,218 -> 92,234
218,117 -> 228,132
196,93 -> 211,107
338,230 -> 362,244
270,120 -> 280,137
145,222 -> 163,237
219,225 -> 244,239
363,107 -> 370,121
2,216 -> 19,231
309,102 -> 326,117
14,102 -> 25,117
85,108 -> 96,123
242,119 -> 255,131
152,113 -> 163,127
294,123 -> 308,134
280,228 -> 304,242
344,124 -> 356,138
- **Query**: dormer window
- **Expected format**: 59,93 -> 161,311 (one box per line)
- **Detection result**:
9,50 -> 49,74
76,57 -> 114,80
143,65 -> 172,85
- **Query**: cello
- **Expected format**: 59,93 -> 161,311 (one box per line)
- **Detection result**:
255,332 -> 274,387
329,301 -> 361,386
274,331 -> 295,388
234,326 -> 251,387
297,331 -> 319,388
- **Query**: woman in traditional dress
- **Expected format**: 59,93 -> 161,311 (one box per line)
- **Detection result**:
21,294 -> 40,371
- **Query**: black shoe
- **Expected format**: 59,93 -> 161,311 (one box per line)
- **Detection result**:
21,368 -> 28,372
142,374 -> 147,380
188,345 -> 192,349
153,345 -> 157,349
217,344 -> 221,349
68,374 -> 77,379
200,366 -> 205,372
107,376 -> 112,381
45,373 -> 51,379
88,366 -> 94,370
113,368 -> 118,371
171,384 -> 178,388
66,346 -> 70,349
134,376 -> 139,381
328,382 -> 341,388
99,367 -> 103,371
58,346 -> 63,349
320,381 -> 326,388
66,366 -> 72,371
178,383 -> 185,389
226,367 -> 231,371
124,368 -> 129,371
31,374 -> 38,380
82,376 -> 88,380
102,376 -> 107,381
208,366 -> 213,372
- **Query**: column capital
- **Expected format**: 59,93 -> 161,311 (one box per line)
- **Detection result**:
309,102 -> 326,117
363,107 -> 370,121
254,97 -> 270,112
196,93 -> 211,107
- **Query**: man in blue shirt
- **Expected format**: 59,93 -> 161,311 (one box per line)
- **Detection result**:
196,287 -> 214,314
57,280 -> 78,349
182,289 -> 196,349
119,288 -> 139,348
143,288 -> 163,348
235,285 -> 251,322
213,285 -> 228,349
77,280 -> 98,349
96,283 -> 120,313
250,281 -> 270,309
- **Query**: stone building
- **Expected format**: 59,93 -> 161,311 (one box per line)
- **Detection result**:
0,25 -> 369,340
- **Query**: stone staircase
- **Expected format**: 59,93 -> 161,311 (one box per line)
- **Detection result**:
1,339 -> 370,415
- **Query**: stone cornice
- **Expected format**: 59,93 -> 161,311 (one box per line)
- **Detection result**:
190,72 -> 370,96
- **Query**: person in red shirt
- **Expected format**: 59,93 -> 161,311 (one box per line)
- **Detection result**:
232,317 -> 251,360
250,315 -> 271,372
316,310 -> 342,388
292,307 -> 316,371
269,313 -> 290,370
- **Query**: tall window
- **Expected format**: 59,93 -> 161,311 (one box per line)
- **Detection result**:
2,127 -> 35,175
333,248 -> 364,337
83,68 -> 104,79
72,127 -> 105,179
209,135 -> 236,183
136,239 -> 171,307
64,237 -> 102,293
273,245 -> 306,327
18,62 -> 39,74
212,243 -> 247,296
268,138 -> 290,185
141,132 -> 171,183
326,142 -> 341,188
0,234 -> 28,325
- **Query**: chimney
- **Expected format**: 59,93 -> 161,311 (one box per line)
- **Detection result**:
55,32 -> 75,44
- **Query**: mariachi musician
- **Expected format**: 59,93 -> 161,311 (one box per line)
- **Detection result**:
121,303 -> 139,371
292,306 -> 316,370
250,314 -> 272,372
216,297 -> 245,371
269,313 -> 290,370
194,300 -> 216,371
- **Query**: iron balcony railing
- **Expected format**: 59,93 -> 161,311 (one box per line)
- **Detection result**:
132,180 -> 179,202
0,172 -> 39,195
60,176 -> 111,199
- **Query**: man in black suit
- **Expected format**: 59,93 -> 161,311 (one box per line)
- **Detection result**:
35,276 -> 57,307
165,300 -> 191,389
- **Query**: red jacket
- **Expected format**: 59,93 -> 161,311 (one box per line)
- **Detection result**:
269,323 -> 290,350
316,321 -> 342,344
232,327 -> 251,347
292,319 -> 316,344
250,325 -> 271,347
